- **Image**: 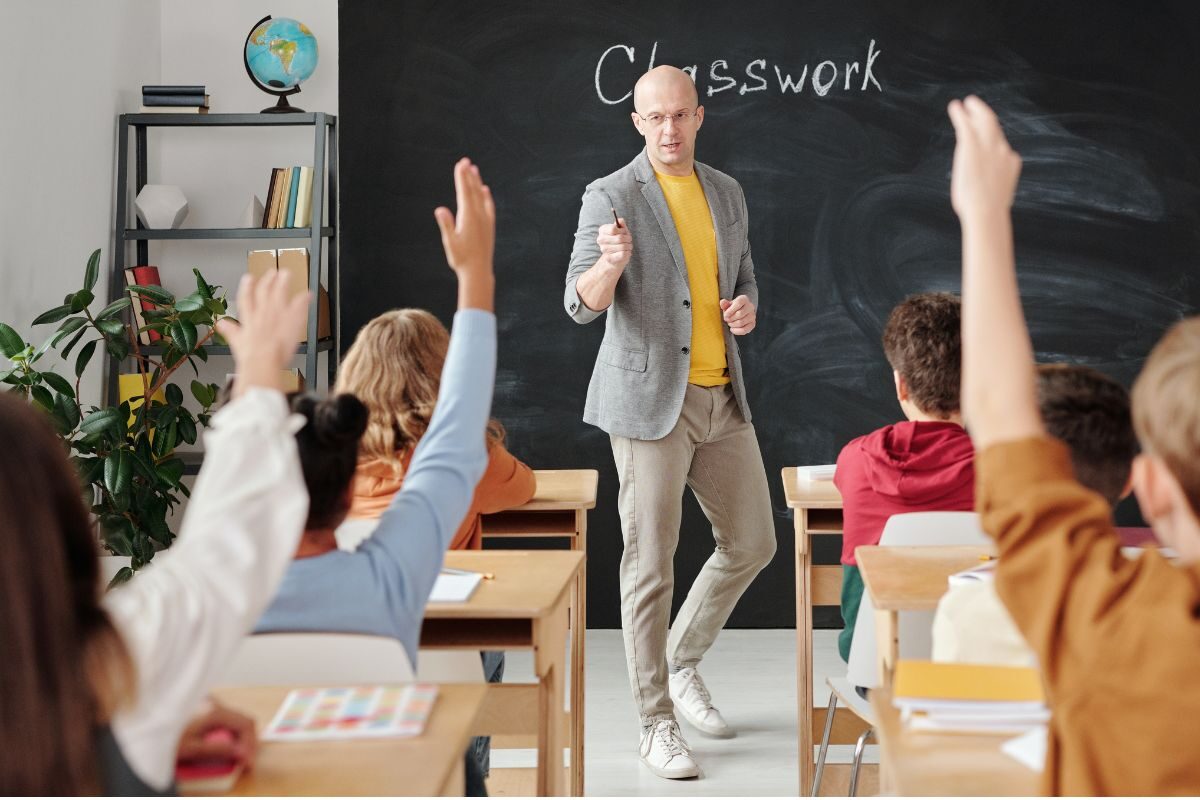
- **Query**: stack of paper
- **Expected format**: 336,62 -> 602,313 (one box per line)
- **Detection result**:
947,558 -> 997,587
893,660 -> 1048,734
796,464 -> 836,482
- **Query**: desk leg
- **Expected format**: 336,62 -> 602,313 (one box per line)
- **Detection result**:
570,510 -> 587,796
875,609 -> 898,687
534,589 -> 571,796
795,515 -> 814,795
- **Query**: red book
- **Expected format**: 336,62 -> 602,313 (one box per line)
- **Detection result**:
124,265 -> 164,344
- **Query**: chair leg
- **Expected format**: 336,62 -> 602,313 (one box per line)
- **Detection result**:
848,727 -> 874,797
811,691 -> 838,796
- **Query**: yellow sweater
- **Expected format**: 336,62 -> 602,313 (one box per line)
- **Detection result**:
655,170 -> 729,386
979,437 -> 1200,795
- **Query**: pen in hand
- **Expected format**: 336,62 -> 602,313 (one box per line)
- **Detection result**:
611,207 -> 622,229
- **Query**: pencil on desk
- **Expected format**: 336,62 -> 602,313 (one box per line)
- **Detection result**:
441,566 -> 495,580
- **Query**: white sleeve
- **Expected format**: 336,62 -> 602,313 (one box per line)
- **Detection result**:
104,388 -> 309,790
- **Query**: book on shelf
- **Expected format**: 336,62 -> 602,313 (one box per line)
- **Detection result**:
285,167 -> 301,227
273,167 -> 293,228
262,168 -> 283,228
142,85 -> 206,96
124,265 -> 164,345
294,166 -> 314,227
247,248 -> 331,342
138,105 -> 210,115
141,93 -> 210,107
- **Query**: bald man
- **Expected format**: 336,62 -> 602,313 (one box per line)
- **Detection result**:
564,66 -> 776,780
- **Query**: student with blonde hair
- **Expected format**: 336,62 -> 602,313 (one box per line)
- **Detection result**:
951,93 -> 1200,794
335,309 -> 534,551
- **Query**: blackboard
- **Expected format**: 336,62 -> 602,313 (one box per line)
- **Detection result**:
340,0 -> 1200,628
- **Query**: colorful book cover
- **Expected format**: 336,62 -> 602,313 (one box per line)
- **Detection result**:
263,685 -> 439,742
124,265 -> 163,343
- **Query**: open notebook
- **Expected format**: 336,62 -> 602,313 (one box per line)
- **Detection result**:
263,684 -> 438,741
429,570 -> 483,602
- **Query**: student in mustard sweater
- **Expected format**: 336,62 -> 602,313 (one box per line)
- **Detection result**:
950,94 -> 1200,795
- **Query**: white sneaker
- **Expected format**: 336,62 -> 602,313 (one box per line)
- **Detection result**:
670,667 -> 733,738
639,720 -> 700,779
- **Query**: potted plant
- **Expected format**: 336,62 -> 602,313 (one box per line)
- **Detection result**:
0,249 -> 229,585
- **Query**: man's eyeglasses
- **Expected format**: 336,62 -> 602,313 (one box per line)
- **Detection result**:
635,109 -> 698,129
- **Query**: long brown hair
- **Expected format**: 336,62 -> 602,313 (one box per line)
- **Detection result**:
0,393 -> 135,794
335,309 -> 503,468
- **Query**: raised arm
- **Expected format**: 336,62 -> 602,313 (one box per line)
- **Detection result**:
106,271 -> 310,790
950,96 -> 1043,448
565,185 -> 630,322
361,157 -> 498,616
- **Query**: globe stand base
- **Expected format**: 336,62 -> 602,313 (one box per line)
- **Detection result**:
261,92 -> 304,114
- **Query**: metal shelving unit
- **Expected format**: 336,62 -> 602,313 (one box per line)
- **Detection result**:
105,111 -> 338,408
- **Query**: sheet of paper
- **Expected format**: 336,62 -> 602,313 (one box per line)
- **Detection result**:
429,571 -> 483,602
1001,724 -> 1047,772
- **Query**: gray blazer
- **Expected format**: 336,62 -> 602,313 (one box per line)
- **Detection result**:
564,150 -> 758,441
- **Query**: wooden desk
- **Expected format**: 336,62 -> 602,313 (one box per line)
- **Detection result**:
207,683 -> 487,796
481,469 -> 597,797
423,550 -> 584,796
856,545 -> 994,681
781,468 -> 845,794
870,687 -> 1040,796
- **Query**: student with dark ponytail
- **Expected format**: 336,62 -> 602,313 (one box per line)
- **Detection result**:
255,159 -> 498,793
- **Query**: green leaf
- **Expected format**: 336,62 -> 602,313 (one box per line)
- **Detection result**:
177,413 -> 197,445
104,451 -> 132,498
105,337 -> 129,363
101,516 -> 134,557
0,323 -> 25,358
84,249 -> 101,292
190,379 -> 210,406
129,284 -> 174,306
169,319 -> 197,354
55,393 -> 81,431
42,372 -> 74,397
32,304 -> 73,326
194,268 -> 214,300
152,418 -> 178,458
60,328 -> 88,358
30,385 -> 54,412
107,567 -> 134,589
174,293 -> 204,313
75,456 -> 106,486
79,406 -> 122,437
156,457 -> 185,490
49,317 -> 89,349
75,340 -> 97,378
96,318 -> 125,337
95,297 -> 132,321
165,383 -> 183,407
142,308 -> 171,322
70,290 -> 95,313
0,368 -> 16,386
205,299 -> 228,317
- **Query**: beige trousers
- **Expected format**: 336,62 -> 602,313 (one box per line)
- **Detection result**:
610,383 -> 777,725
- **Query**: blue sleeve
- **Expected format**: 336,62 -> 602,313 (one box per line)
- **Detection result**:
358,309 -> 495,627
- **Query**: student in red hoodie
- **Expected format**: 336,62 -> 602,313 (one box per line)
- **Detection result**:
834,292 -> 975,660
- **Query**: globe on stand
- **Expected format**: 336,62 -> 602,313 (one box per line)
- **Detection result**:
244,15 -> 319,114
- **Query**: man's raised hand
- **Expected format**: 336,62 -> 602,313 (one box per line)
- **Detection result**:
596,219 -> 633,272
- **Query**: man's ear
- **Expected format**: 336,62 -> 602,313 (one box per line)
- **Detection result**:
1132,453 -> 1174,524
631,112 -> 644,135
894,370 -> 909,404
695,104 -> 705,129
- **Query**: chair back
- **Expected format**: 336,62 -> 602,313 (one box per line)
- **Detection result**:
845,511 -> 989,689
220,632 -> 414,686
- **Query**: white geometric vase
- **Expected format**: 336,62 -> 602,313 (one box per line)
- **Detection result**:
135,184 -> 189,229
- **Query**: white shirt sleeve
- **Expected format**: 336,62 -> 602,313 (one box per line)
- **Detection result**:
104,388 -> 309,790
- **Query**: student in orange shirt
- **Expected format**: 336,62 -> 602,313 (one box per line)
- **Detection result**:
951,94 -> 1200,795
335,308 -> 536,549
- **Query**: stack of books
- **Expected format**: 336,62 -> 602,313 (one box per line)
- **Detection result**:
892,660 -> 1049,735
261,167 -> 315,228
141,85 -> 209,114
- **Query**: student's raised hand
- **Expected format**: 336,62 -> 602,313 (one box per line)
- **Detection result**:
720,295 -> 756,335
948,96 -> 1022,222
214,271 -> 310,398
434,158 -> 496,312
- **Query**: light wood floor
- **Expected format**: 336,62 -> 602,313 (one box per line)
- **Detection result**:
486,629 -> 879,796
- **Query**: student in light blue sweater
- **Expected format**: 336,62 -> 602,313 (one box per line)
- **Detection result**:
255,158 -> 498,793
